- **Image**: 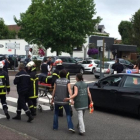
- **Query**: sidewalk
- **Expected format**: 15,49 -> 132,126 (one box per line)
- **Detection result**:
0,124 -> 37,140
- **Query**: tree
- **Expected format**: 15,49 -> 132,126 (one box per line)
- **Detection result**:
118,21 -> 133,44
0,18 -> 16,39
14,0 -> 100,55
131,9 -> 140,51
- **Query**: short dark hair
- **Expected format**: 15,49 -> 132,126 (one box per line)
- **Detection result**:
43,58 -> 47,62
76,73 -> 83,81
60,69 -> 67,78
19,63 -> 25,70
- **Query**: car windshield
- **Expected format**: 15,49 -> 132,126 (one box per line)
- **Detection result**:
97,63 -> 109,68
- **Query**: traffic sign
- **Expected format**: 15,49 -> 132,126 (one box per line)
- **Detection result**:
5,43 -> 20,50
97,40 -> 103,47
25,45 -> 30,51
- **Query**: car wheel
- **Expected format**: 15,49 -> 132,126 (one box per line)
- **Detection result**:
80,68 -> 84,74
95,75 -> 99,79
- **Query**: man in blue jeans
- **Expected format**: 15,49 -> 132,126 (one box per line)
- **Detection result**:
51,69 -> 75,132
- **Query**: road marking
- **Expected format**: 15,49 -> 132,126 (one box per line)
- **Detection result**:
0,114 -> 6,119
0,105 -> 25,114
39,104 -> 50,110
7,97 -> 17,103
38,98 -> 50,103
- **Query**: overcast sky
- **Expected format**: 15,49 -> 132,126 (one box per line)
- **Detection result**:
0,0 -> 140,39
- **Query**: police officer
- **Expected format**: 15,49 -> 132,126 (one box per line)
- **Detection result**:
26,61 -> 38,116
112,58 -> 124,73
13,63 -> 34,122
51,59 -> 71,117
0,61 -> 10,119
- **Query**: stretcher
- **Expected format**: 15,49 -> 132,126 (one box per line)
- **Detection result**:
38,82 -> 54,112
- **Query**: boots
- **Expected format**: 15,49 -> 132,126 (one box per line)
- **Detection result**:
12,111 -> 21,120
3,107 -> 10,120
26,111 -> 34,122
30,108 -> 36,116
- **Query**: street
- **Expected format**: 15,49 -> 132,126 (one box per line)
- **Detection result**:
0,74 -> 140,140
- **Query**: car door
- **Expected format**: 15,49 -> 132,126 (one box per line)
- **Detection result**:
60,57 -> 70,72
117,75 -> 140,114
99,75 -> 123,109
67,57 -> 79,73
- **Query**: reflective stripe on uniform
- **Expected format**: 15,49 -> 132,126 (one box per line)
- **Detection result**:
31,67 -> 36,71
30,78 -> 38,98
59,106 -> 63,109
52,73 -> 60,78
6,86 -> 10,88
46,76 -> 52,83
66,72 -> 69,79
0,86 -> 5,88
0,89 -> 6,95
29,96 -> 38,99
0,76 -> 5,78
29,105 -> 34,108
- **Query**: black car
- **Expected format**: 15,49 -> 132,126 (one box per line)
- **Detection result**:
112,58 -> 134,69
44,56 -> 84,74
89,74 -> 140,117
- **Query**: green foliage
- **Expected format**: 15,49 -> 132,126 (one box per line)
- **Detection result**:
118,21 -> 133,44
0,18 -> 16,39
14,0 -> 99,54
131,9 -> 140,50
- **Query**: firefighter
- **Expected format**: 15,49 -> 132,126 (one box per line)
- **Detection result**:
26,61 -> 38,116
0,61 -> 10,119
13,63 -> 34,122
51,59 -> 71,117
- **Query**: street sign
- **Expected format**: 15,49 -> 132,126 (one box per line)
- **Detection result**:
25,45 -> 30,51
5,43 -> 20,50
101,46 -> 103,51
97,40 -> 103,47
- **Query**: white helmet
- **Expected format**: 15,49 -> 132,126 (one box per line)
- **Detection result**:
26,61 -> 35,67
0,61 -> 4,69
55,59 -> 63,65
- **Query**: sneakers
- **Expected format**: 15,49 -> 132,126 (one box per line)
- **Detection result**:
69,128 -> 75,133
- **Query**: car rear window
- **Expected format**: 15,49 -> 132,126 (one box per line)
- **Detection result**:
82,61 -> 92,64
123,76 -> 140,88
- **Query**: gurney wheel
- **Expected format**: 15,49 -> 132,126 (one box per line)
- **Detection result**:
38,105 -> 43,112
50,104 -> 54,111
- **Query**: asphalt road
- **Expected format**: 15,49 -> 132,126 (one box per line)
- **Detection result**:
0,74 -> 140,140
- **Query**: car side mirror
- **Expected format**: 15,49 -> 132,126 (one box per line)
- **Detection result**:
95,81 -> 101,88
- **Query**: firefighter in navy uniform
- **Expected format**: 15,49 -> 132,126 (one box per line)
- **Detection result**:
26,61 -> 38,116
51,59 -> 72,117
0,61 -> 10,119
13,63 -> 34,122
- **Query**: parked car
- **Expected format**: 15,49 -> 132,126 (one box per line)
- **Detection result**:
20,56 -> 27,64
94,61 -> 127,79
85,57 -> 92,61
111,58 -> 134,69
81,59 -> 100,74
44,56 -> 84,74
89,73 -> 140,117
